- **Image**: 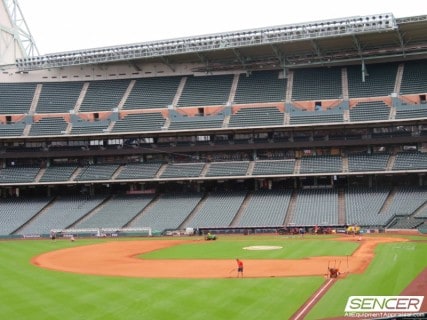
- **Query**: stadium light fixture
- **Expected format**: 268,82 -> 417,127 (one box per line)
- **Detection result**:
15,13 -> 398,72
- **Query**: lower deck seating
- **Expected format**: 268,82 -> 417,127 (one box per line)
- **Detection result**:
236,190 -> 292,227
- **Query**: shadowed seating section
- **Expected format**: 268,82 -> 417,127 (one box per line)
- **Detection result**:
252,160 -> 295,175
291,189 -> 339,226
177,75 -> 233,107
347,63 -> 398,98
36,82 -> 84,113
349,101 -> 390,122
0,198 -> 52,235
16,196 -> 106,235
233,70 -> 287,104
39,165 -> 77,182
0,166 -> 40,183
124,77 -> 181,110
347,153 -> 390,172
299,155 -> 342,174
79,79 -> 130,112
228,106 -> 284,127
160,163 -> 205,178
130,193 -> 203,231
236,190 -> 292,227
75,194 -> 154,229
115,162 -> 162,180
112,112 -> 165,132
400,60 -> 427,94
184,191 -> 246,228
0,83 -> 36,114
76,164 -> 119,181
205,161 -> 250,177
292,67 -> 342,101
28,117 -> 68,136
393,152 -> 427,170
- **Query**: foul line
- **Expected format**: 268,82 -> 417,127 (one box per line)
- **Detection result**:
291,278 -> 335,320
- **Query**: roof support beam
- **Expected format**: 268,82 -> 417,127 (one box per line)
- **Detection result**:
310,39 -> 323,61
395,29 -> 407,57
232,48 -> 247,69
160,56 -> 175,72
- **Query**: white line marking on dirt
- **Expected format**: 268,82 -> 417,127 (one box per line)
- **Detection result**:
292,278 -> 335,320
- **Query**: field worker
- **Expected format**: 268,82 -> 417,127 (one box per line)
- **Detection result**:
236,259 -> 244,278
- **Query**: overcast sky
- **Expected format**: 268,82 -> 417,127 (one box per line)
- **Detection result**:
17,0 -> 424,55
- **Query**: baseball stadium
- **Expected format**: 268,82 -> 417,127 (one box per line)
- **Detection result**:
1,1 -> 427,319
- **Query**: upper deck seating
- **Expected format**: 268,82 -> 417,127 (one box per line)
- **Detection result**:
123,76 -> 181,110
347,153 -> 390,172
36,82 -> 83,113
0,83 -> 36,114
39,165 -> 77,182
292,67 -> 342,101
79,79 -> 130,112
252,160 -> 295,175
177,75 -> 233,107
205,161 -> 250,177
400,60 -> 427,95
0,166 -> 40,183
347,63 -> 398,98
115,162 -> 162,180
76,164 -> 119,181
233,70 -> 286,104
299,155 -> 342,174
160,163 -> 205,178
393,152 -> 427,170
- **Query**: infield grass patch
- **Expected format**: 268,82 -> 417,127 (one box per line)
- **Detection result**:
141,236 -> 359,259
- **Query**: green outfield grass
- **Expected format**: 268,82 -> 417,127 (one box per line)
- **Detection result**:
306,240 -> 427,319
0,234 -> 425,320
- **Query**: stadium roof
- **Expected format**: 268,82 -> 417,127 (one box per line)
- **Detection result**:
15,13 -> 427,73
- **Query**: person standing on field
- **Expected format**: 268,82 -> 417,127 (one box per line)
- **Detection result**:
236,258 -> 244,278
